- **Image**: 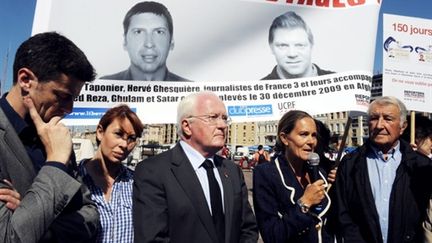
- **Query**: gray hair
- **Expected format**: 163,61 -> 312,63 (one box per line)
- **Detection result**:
368,96 -> 408,127
176,91 -> 219,137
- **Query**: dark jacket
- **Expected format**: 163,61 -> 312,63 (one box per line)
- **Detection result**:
330,139 -> 432,243
0,105 -> 99,243
253,155 -> 333,243
133,143 -> 258,243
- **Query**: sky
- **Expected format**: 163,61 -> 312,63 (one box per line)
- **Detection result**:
0,0 -> 431,93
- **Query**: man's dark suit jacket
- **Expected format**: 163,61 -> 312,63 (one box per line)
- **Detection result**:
133,143 -> 258,243
0,106 -> 99,243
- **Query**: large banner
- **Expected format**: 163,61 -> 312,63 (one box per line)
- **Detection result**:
383,14 -> 432,113
32,0 -> 380,125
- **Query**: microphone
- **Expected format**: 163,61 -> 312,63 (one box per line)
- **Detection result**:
307,152 -> 324,212
307,152 -> 320,182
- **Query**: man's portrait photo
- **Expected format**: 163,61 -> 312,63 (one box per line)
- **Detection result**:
101,1 -> 188,81
262,11 -> 335,80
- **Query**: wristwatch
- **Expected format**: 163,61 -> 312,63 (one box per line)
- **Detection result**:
297,199 -> 310,213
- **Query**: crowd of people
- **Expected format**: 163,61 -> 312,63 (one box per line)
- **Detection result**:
1,10 -> 432,243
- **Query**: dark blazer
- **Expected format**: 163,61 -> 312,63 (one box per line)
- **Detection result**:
330,140 -> 432,243
0,106 -> 99,243
253,155 -> 332,243
133,143 -> 258,243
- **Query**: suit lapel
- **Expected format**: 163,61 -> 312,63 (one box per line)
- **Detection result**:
216,156 -> 233,243
0,107 -> 36,194
169,145 -> 219,243
353,148 -> 382,240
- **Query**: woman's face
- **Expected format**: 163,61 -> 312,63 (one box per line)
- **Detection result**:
280,117 -> 317,163
97,117 -> 138,163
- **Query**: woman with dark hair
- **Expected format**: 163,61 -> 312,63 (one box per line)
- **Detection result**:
253,110 -> 332,243
78,104 -> 144,242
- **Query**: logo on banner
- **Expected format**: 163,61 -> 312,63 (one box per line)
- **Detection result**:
66,107 -> 137,119
277,101 -> 296,115
355,94 -> 370,106
404,90 -> 425,102
228,105 -> 273,117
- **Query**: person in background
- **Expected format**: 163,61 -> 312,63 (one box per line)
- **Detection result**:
331,96 -> 432,243
253,110 -> 332,242
78,104 -> 144,243
252,145 -> 270,165
133,91 -> 258,243
217,144 -> 231,160
400,114 -> 432,242
314,120 -> 338,184
262,11 -> 334,80
0,32 -> 99,242
401,114 -> 432,159
101,1 -> 187,81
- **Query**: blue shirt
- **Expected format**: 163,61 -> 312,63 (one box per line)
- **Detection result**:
367,142 -> 402,243
79,161 -> 134,243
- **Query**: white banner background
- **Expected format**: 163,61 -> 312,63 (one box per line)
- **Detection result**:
32,0 -> 380,125
383,14 -> 432,113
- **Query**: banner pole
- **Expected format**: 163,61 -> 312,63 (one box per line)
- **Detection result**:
410,111 -> 415,145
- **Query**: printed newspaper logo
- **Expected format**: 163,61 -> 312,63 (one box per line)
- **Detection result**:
404,90 -> 425,102
355,94 -> 370,106
277,100 -> 296,115
228,105 -> 273,117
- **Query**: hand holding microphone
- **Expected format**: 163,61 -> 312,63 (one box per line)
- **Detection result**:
299,152 -> 326,210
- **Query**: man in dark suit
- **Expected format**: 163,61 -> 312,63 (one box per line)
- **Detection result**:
133,91 -> 258,243
0,32 -> 99,242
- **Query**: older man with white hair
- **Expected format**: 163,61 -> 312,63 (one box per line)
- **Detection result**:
331,96 -> 432,243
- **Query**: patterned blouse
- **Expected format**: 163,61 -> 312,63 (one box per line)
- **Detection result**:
79,160 -> 134,243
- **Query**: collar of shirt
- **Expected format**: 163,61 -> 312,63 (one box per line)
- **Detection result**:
1,94 -> 46,170
179,141 -> 224,214
0,93 -> 29,135
79,160 -> 133,185
369,141 -> 402,162
179,140 -> 215,169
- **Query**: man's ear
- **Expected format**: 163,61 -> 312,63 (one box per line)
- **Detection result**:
181,119 -> 192,137
17,68 -> 37,95
170,39 -> 175,51
123,35 -> 128,51
400,121 -> 408,135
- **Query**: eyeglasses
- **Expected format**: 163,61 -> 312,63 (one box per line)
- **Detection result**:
188,114 -> 232,125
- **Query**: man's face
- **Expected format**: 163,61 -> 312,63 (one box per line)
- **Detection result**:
185,95 -> 228,156
29,74 -> 84,122
368,103 -> 406,151
270,28 -> 313,78
124,13 -> 173,74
